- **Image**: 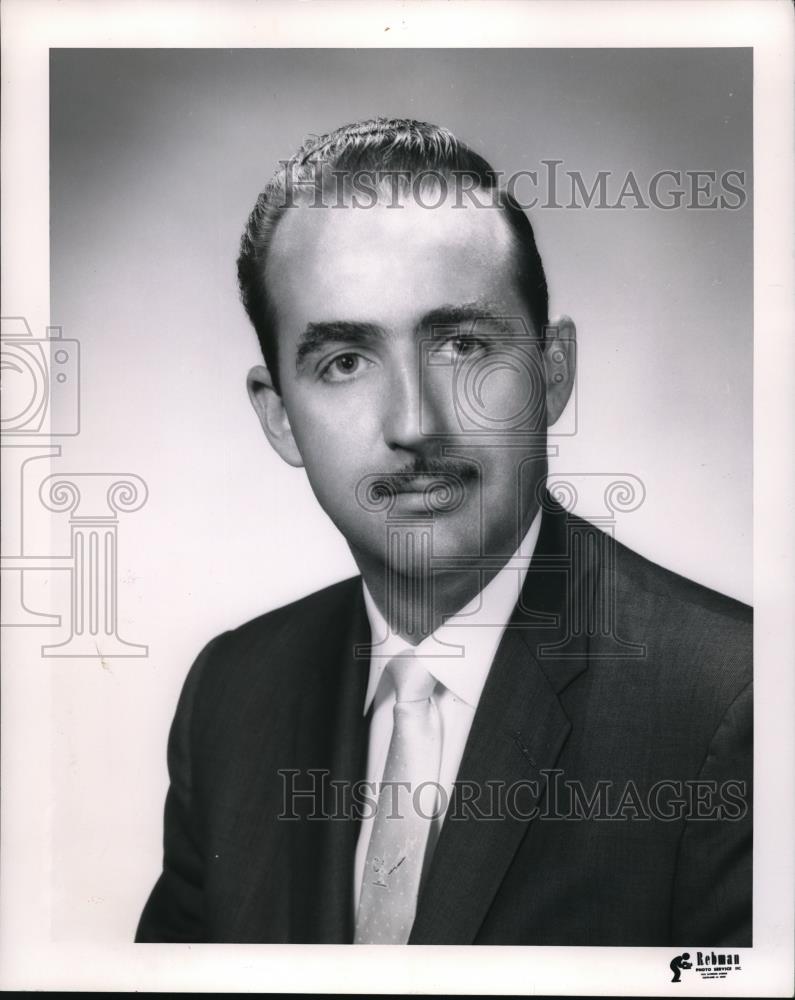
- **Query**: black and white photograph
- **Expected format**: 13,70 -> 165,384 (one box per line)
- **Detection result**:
1,1 -> 793,995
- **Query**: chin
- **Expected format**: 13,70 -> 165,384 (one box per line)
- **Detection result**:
345,513 -> 473,574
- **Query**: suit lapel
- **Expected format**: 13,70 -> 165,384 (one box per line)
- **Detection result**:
280,497 -> 597,943
409,497 -> 593,944
289,585 -> 370,943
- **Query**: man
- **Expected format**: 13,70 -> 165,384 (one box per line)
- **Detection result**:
136,118 -> 752,945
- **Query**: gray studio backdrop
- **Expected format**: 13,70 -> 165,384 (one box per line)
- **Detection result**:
49,48 -> 751,939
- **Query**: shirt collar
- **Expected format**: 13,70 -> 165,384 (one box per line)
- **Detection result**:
361,508 -> 543,713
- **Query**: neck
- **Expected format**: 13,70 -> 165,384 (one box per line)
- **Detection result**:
353,501 -> 540,645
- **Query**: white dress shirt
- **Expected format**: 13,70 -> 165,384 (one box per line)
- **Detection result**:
353,508 -> 543,913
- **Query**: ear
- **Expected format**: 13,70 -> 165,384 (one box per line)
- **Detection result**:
542,315 -> 577,427
246,364 -> 304,468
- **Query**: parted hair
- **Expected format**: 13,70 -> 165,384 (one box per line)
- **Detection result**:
237,118 -> 549,392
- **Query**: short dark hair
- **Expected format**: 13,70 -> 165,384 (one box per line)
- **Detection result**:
237,117 -> 549,393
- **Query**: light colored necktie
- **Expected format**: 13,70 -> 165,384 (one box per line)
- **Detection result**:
354,654 -> 441,944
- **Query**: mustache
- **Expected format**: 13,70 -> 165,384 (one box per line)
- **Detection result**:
372,456 -> 479,490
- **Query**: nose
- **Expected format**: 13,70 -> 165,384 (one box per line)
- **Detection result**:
381,347 -> 444,452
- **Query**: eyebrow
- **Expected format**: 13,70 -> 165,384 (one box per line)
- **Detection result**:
295,321 -> 387,369
294,302 -> 523,371
417,302 -> 520,337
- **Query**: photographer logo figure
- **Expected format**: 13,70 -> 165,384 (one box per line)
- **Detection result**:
670,953 -> 693,983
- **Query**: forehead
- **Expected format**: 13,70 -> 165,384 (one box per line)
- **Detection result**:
265,192 -> 524,337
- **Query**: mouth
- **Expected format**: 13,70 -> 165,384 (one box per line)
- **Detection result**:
389,475 -> 450,494
356,465 -> 478,516
376,471 -> 477,497
363,469 -> 477,517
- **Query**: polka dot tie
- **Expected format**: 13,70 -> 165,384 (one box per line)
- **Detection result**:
354,653 -> 441,944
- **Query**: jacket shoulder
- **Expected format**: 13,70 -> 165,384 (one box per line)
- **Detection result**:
562,512 -> 753,746
567,513 -> 753,698
563,510 -> 750,626
605,529 -> 752,627
179,575 -> 363,714
223,574 -> 363,650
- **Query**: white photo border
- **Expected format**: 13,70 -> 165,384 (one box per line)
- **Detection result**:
1,0 -> 793,995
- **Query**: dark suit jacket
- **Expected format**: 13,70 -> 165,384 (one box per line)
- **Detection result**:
136,498 -> 752,945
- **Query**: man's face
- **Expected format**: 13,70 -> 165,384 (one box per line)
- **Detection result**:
252,188 -> 560,578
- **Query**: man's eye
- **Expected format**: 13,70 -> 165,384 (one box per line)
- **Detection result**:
438,337 -> 487,359
453,338 -> 483,356
320,353 -> 370,382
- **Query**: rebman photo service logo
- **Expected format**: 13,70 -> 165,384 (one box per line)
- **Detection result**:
670,951 -> 743,982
